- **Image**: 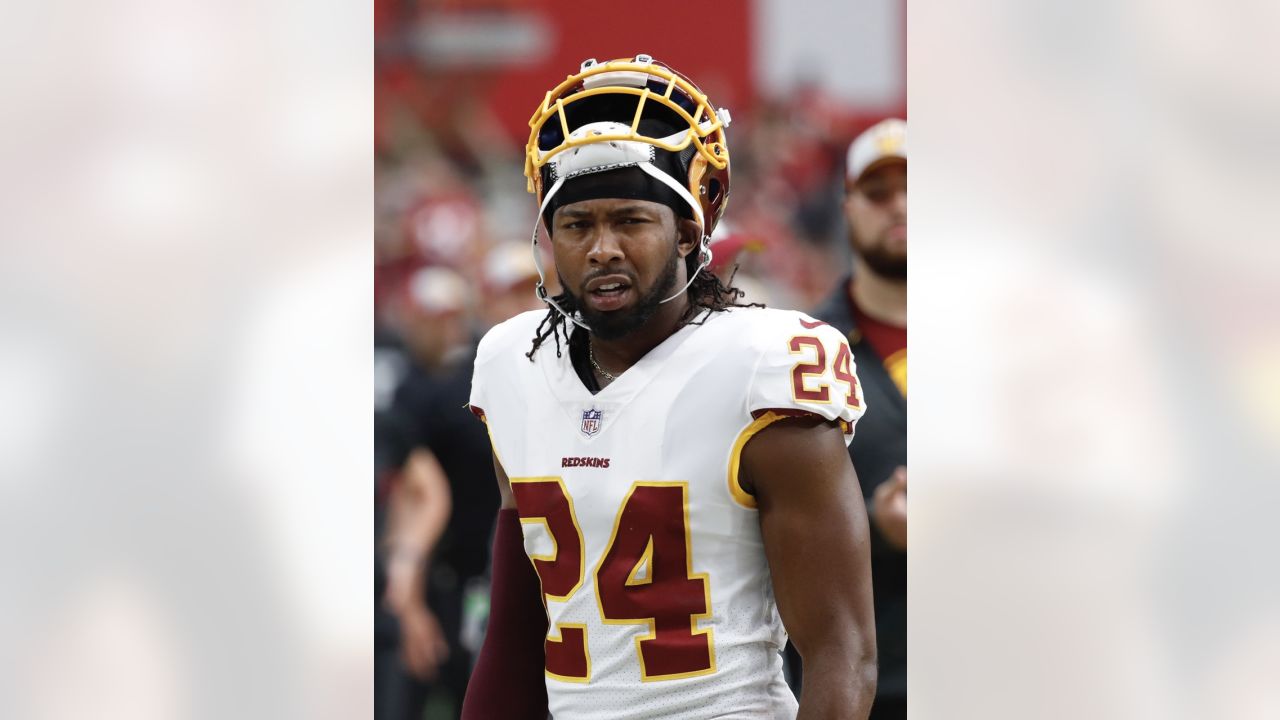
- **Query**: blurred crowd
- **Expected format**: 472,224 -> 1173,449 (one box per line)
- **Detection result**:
374,84 -> 891,321
374,30 -> 904,720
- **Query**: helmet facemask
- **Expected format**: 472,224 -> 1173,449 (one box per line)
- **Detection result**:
524,55 -> 732,325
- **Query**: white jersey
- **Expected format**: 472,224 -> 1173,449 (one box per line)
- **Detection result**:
470,306 -> 865,720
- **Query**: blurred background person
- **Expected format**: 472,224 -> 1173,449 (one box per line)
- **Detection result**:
804,118 -> 907,720
479,241 -> 548,328
376,409 -> 452,720
381,263 -> 502,718
398,266 -> 473,377
707,220 -> 773,306
371,264 -> 475,717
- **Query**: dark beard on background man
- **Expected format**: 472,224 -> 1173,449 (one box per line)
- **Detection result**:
562,243 -> 681,341
857,237 -> 907,280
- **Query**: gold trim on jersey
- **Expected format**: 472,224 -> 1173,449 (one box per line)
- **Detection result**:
832,342 -> 865,410
726,411 -> 790,509
625,537 -> 655,587
520,517 -> 558,566
510,476 -> 592,682
510,476 -> 585,602
593,481 -> 717,682
544,623 -> 592,684
788,334 -> 834,405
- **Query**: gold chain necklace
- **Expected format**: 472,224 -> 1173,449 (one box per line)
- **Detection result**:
588,342 -> 617,382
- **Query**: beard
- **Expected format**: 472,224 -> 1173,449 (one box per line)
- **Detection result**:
854,232 -> 907,280
561,242 -> 681,341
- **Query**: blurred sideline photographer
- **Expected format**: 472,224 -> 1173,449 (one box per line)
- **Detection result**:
377,265 -> 505,718
802,118 -> 908,720
375,411 -> 452,718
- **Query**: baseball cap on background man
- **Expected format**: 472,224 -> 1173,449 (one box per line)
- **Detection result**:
401,265 -> 473,368
481,241 -> 548,324
405,265 -> 470,316
483,242 -> 541,293
846,118 -> 907,186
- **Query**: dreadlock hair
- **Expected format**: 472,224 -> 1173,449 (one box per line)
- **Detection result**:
525,264 -> 762,361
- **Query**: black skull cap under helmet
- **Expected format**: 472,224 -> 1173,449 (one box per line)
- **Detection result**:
540,118 -> 697,231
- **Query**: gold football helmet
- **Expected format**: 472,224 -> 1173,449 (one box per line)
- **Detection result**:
524,53 -> 732,240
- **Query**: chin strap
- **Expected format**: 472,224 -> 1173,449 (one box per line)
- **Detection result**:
659,235 -> 712,304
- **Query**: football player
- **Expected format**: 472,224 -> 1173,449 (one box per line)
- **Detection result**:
463,55 -> 876,720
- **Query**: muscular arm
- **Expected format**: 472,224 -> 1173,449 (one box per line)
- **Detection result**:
460,454 -> 549,720
382,448 -> 452,679
742,416 -> 878,719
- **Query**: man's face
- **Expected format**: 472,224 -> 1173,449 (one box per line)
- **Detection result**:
551,198 -> 695,340
483,276 -> 544,327
844,161 -> 907,280
403,308 -> 467,368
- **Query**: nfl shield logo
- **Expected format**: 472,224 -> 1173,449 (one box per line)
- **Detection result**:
580,409 -> 603,437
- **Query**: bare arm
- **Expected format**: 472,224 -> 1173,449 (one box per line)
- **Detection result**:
383,447 -> 452,577
742,416 -> 877,719
382,447 -> 452,679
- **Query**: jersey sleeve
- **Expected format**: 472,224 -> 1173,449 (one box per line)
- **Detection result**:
468,321 -> 504,423
468,310 -> 544,427
746,314 -> 867,445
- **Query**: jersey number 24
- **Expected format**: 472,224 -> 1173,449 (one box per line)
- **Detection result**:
510,478 -> 715,683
